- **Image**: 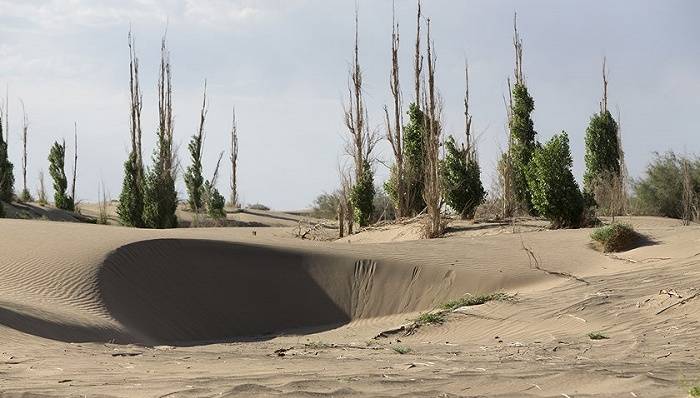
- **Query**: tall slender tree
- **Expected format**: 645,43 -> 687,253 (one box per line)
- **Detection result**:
0,109 -> 13,203
584,58 -> 622,195
143,34 -> 178,229
384,0 -> 405,218
422,18 -> 443,238
19,100 -> 31,201
48,139 -> 73,211
185,81 -> 207,212
229,107 -> 239,208
71,122 -> 78,204
508,13 -> 538,213
117,30 -> 145,227
344,5 -> 378,228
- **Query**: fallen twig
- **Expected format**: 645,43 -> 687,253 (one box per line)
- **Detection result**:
655,292 -> 700,315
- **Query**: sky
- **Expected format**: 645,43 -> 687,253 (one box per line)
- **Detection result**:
0,0 -> 698,210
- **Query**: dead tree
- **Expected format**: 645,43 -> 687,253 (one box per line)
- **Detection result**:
414,0 -> 423,105
4,85 -> 8,146
37,170 -> 47,205
600,57 -> 608,113
463,61 -> 473,160
385,0 -> 405,218
128,30 -> 143,174
229,107 -> 239,208
343,5 -> 379,227
19,99 -> 30,201
71,122 -> 78,203
421,18 -> 443,238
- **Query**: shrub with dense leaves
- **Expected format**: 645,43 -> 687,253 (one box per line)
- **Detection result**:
350,160 -> 375,227
142,164 -> 178,229
526,132 -> 583,228
48,140 -> 74,211
590,223 -> 637,252
632,152 -> 700,219
440,135 -> 485,219
184,133 -> 204,212
203,180 -> 225,220
117,152 -> 145,227
583,110 -> 621,193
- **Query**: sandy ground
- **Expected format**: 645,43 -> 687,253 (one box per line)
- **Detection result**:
0,216 -> 699,397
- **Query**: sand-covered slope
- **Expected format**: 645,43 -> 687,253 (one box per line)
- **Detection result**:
1,216 -> 700,397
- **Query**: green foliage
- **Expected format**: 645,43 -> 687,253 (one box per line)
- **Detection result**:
440,135 -> 485,219
441,293 -> 511,311
203,180 -> 226,220
690,386 -> 700,397
389,103 -> 426,216
19,189 -> 32,203
632,152 -> 700,219
584,110 -> 621,193
350,160 -> 375,227
0,118 -> 14,203
48,140 -> 74,211
184,133 -> 204,212
143,165 -> 178,229
510,83 -> 538,212
587,332 -> 609,340
311,192 -> 339,219
392,346 -> 411,355
591,223 -> 637,253
526,132 -> 583,228
414,312 -> 445,326
117,152 -> 145,227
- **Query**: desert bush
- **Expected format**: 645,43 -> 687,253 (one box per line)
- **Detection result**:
350,160 -> 375,227
311,192 -> 339,220
247,203 -> 270,211
0,116 -> 14,203
142,164 -> 178,229
184,132 -> 204,212
587,332 -> 609,340
441,292 -> 511,311
440,135 -> 485,219
590,223 -> 637,252
203,181 -> 226,220
48,140 -> 74,211
117,152 -> 144,227
526,132 -> 584,228
632,152 -> 700,219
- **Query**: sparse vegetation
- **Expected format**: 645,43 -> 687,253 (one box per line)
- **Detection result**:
689,386 -> 700,397
441,293 -> 511,311
247,203 -> 270,211
184,82 -> 207,213
392,345 -> 412,355
0,111 -> 14,203
414,311 -> 445,326
587,332 -> 609,340
591,223 -> 637,253
311,192 -> 339,220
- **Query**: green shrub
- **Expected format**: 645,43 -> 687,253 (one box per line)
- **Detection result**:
689,386 -> 700,397
392,346 -> 411,355
350,160 -> 375,227
204,180 -> 226,220
440,135 -> 485,219
142,164 -> 178,229
587,332 -> 609,340
510,82 -> 538,213
48,140 -> 74,211
117,152 -> 145,227
632,152 -> 700,219
583,110 -> 621,193
248,203 -> 270,211
441,293 -> 511,311
414,311 -> 445,326
311,192 -> 339,219
590,223 -> 637,252
526,132 -> 583,228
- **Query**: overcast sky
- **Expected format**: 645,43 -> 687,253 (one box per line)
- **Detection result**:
1,0 -> 698,210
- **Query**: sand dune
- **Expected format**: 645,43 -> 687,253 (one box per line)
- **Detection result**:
1,216 -> 700,397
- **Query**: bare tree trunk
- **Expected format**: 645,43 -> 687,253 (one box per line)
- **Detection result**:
600,57 -> 608,113
158,35 -> 174,177
414,0 -> 422,106
230,107 -> 239,208
20,100 -> 28,199
338,203 -> 345,238
4,85 -> 8,146
71,122 -> 77,202
421,18 -> 443,238
37,170 -> 47,205
385,1 -> 405,219
128,30 -> 143,180
682,157 -> 694,226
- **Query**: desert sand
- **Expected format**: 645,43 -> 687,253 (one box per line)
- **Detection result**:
1,216 -> 699,397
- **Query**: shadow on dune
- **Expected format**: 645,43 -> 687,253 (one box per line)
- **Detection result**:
98,239 -> 353,346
